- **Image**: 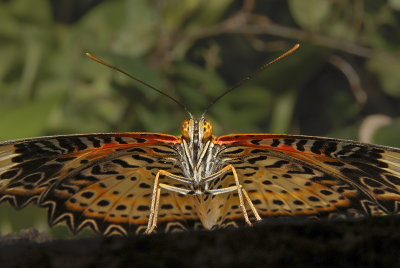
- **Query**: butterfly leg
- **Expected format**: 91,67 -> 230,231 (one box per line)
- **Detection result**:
145,170 -> 162,234
241,187 -> 262,222
145,169 -> 193,234
206,164 -> 262,225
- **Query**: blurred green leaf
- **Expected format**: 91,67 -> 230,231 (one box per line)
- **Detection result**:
0,3 -> 19,37
111,0 -> 158,56
111,55 -> 163,97
270,90 -> 296,134
188,0 -> 234,27
373,118 -> 400,147
367,54 -> 400,98
162,0 -> 233,29
162,0 -> 203,30
0,45 -> 20,81
173,61 -> 226,96
0,94 -> 64,141
213,86 -> 272,133
10,0 -> 52,24
173,61 -> 226,114
79,0 -> 157,57
389,0 -> 400,10
328,21 -> 357,41
288,0 -> 331,31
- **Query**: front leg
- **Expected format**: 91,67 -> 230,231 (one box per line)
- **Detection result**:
145,170 -> 192,234
205,164 -> 262,225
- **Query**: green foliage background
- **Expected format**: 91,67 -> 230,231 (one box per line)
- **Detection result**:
0,0 -> 399,238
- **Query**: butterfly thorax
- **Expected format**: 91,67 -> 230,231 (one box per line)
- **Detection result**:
178,118 -> 221,193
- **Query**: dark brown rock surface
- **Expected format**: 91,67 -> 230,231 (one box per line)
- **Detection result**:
1,216 -> 400,267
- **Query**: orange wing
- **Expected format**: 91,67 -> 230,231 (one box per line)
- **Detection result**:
215,134 -> 400,222
0,133 -> 201,235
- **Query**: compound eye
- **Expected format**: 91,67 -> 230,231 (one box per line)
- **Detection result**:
203,120 -> 213,141
181,119 -> 190,141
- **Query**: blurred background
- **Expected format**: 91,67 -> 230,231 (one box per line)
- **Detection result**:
0,0 -> 399,238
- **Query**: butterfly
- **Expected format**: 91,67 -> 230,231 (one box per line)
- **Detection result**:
1,45 -> 400,236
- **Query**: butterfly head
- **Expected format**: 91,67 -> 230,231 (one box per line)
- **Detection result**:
181,118 -> 213,143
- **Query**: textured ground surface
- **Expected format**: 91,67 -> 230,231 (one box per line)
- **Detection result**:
1,216 -> 400,267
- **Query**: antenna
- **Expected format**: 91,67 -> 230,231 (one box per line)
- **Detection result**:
86,53 -> 193,118
201,44 -> 300,118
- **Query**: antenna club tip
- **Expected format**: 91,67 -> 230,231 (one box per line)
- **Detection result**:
86,53 -> 99,62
